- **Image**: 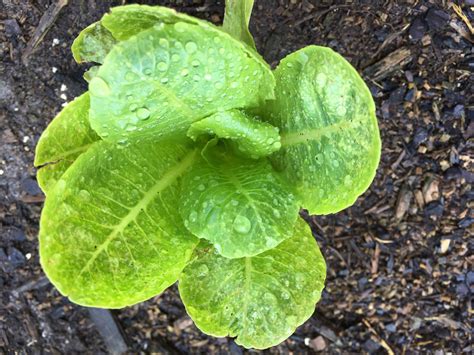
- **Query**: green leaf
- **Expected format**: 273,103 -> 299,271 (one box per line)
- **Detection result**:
180,147 -> 299,258
34,93 -> 100,195
89,20 -> 275,142
222,0 -> 257,50
187,110 -> 281,159
262,46 -> 381,215
39,139 -> 199,308
101,4 -> 203,41
71,22 -> 117,64
179,218 -> 326,349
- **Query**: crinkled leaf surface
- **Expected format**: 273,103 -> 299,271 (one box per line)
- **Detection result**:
187,110 -> 281,159
179,218 -> 326,349
71,22 -> 117,64
262,46 -> 381,214
34,93 -> 100,194
39,139 -> 199,308
180,148 -> 299,258
89,19 -> 275,142
222,0 -> 256,50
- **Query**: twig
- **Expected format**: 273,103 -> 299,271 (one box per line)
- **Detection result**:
22,0 -> 69,65
11,276 -> 49,297
362,318 -> 395,355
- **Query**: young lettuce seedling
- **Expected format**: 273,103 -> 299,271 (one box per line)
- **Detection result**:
35,0 -> 380,349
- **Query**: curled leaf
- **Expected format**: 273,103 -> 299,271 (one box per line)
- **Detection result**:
187,110 -> 281,159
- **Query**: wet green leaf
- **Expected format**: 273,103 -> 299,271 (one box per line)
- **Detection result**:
180,146 -> 299,258
187,110 -> 281,159
179,218 -> 326,349
34,93 -> 100,194
262,46 -> 381,214
71,22 -> 117,64
89,19 -> 274,142
222,0 -> 256,50
39,139 -> 199,308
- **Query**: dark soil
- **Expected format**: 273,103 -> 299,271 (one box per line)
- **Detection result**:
1,0 -> 472,353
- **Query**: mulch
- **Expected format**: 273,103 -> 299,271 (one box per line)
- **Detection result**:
1,0 -> 472,353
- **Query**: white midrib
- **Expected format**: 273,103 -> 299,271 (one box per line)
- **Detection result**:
78,150 -> 197,276
280,120 -> 353,147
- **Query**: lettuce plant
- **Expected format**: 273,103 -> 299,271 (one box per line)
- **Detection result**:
35,1 -> 380,349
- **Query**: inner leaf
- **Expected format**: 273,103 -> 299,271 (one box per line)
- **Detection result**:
179,145 -> 299,258
187,110 -> 281,159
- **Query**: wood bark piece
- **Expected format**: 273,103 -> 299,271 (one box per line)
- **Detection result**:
363,47 -> 413,81
22,0 -> 69,65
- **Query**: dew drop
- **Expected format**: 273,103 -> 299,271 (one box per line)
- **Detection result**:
198,184 -> 205,191
174,22 -> 187,33
125,71 -> 137,82
136,107 -> 150,120
273,209 -> 281,218
233,215 -> 251,234
191,60 -> 200,67
197,264 -> 209,277
185,41 -> 197,53
272,141 -> 282,149
144,68 -> 153,76
161,77 -> 169,84
230,200 -> 239,207
189,211 -> 198,222
89,77 -> 111,97
171,54 -> 180,62
181,69 -> 189,77
337,105 -> 347,116
316,72 -> 327,87
129,103 -> 138,112
204,74 -> 212,81
157,62 -> 168,72
159,38 -> 169,48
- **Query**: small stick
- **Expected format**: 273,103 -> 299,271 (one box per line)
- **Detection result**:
22,0 -> 69,65
362,318 -> 395,355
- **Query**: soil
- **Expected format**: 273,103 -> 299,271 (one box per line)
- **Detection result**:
1,0 -> 472,354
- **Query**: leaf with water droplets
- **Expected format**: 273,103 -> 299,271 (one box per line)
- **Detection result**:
187,110 -> 281,159
179,218 -> 326,349
222,0 -> 257,50
179,143 -> 299,258
71,22 -> 117,64
34,93 -> 100,195
39,138 -> 199,308
87,5 -> 274,142
261,46 -> 381,214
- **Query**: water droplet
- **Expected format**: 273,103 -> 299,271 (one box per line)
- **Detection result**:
230,82 -> 238,89
266,138 -> 274,144
197,264 -> 209,277
281,291 -> 290,300
159,38 -> 169,48
157,62 -> 168,72
273,209 -> 281,218
129,103 -> 138,112
191,60 -> 200,67
126,94 -> 134,101
286,62 -> 294,68
230,200 -> 239,206
174,22 -> 187,33
198,184 -> 205,191
337,105 -> 347,116
144,68 -> 152,76
171,54 -> 180,62
204,74 -> 212,81
272,141 -> 282,149
233,215 -> 251,234
161,77 -> 169,84
189,211 -> 198,222
316,72 -> 327,87
185,41 -> 197,53
218,47 -> 225,55
136,107 -> 150,120
193,75 -> 200,82
89,77 -> 111,97
125,71 -> 137,82
181,69 -> 189,77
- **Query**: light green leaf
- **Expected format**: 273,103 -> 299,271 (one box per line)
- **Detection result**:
262,46 -> 381,215
222,0 -> 257,50
101,4 -> 203,41
89,20 -> 275,142
180,147 -> 299,258
187,110 -> 281,159
34,93 -> 100,195
39,139 -> 199,308
71,22 -> 117,64
179,218 -> 326,349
